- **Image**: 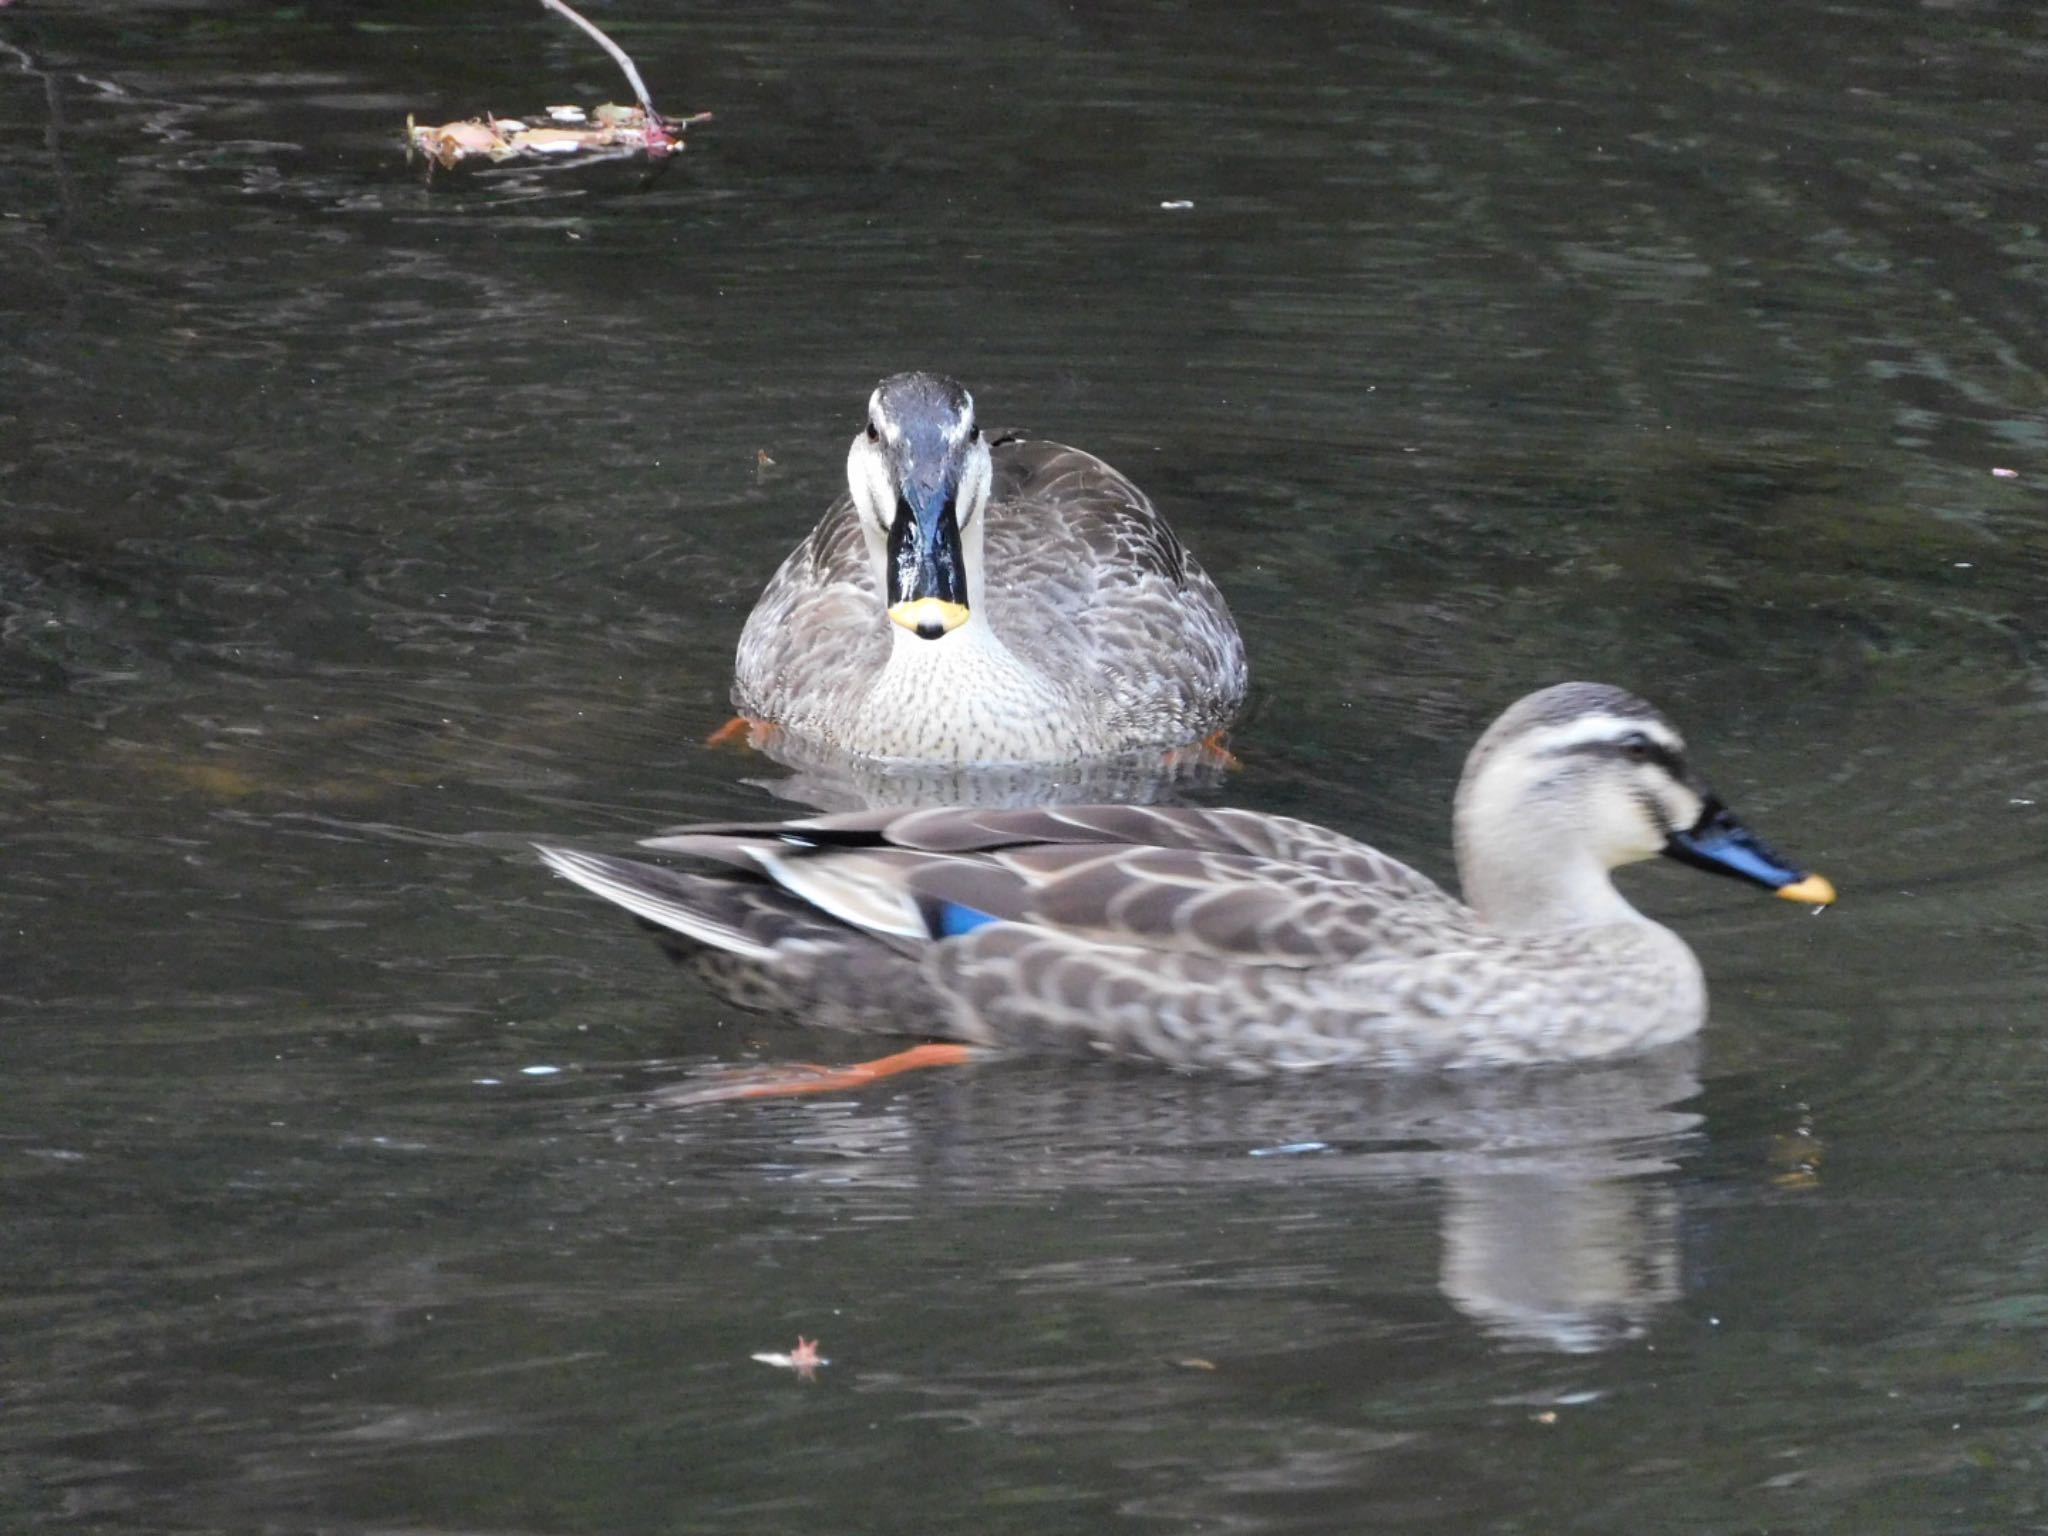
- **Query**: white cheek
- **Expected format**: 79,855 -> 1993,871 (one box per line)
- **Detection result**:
1661,782 -> 1706,841
956,444 -> 993,526
1605,776 -> 1685,861
1612,796 -> 1666,861
847,438 -> 897,535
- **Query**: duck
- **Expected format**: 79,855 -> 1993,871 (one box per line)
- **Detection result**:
728,372 -> 1248,765
537,683 -> 1835,1082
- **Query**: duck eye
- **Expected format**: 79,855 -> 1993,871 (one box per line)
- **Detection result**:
866,421 -> 880,443
1618,734 -> 1654,764
969,424 -> 982,444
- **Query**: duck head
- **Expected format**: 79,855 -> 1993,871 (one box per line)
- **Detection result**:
1452,682 -> 1835,933
845,372 -> 994,641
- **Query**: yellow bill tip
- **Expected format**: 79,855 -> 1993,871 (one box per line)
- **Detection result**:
1774,872 -> 1837,906
888,598 -> 971,638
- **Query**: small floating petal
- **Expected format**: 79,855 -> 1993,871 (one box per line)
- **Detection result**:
752,1336 -> 827,1377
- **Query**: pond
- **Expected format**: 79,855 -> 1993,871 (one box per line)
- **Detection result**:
5,1 -> 2047,1531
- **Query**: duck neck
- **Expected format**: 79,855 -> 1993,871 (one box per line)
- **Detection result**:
879,610 -> 1033,690
853,611 -> 1083,761
1458,846 -> 1648,936
1454,754 -> 1663,935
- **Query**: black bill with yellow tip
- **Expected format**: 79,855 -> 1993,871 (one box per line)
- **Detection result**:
885,483 -> 969,640
1662,796 -> 1836,905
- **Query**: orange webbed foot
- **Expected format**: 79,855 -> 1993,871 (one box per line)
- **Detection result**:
1162,730 -> 1241,773
1201,729 -> 1242,771
705,715 -> 778,751
653,1043 -> 980,1107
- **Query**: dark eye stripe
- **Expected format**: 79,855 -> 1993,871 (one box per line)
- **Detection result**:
1635,740 -> 1687,778
1542,737 -> 1687,777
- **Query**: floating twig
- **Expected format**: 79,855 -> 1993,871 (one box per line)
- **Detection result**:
538,0 -> 659,124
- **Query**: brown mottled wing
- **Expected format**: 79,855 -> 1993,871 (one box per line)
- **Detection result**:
730,496 -> 885,721
651,803 -> 1445,894
983,844 -> 1476,966
981,438 -> 1247,738
648,802 -> 1470,968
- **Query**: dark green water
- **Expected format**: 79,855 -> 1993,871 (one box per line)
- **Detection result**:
5,1 -> 2047,1531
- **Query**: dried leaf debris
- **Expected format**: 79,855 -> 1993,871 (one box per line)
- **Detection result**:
406,0 -> 709,170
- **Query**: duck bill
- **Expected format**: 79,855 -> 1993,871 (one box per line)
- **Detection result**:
1662,797 -> 1836,905
884,487 -> 970,640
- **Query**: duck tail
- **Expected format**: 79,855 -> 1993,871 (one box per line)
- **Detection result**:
535,844 -> 960,1038
535,846 -> 786,962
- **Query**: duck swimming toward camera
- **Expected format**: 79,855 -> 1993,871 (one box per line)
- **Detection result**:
540,684 -> 1833,1085
729,372 -> 1247,765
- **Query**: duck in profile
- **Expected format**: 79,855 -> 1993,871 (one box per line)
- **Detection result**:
728,372 -> 1248,766
539,683 -> 1834,1088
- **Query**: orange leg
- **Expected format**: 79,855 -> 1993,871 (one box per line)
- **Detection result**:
655,1043 -> 980,1107
705,715 -> 778,750
1200,729 -> 1242,771
1162,730 -> 1241,773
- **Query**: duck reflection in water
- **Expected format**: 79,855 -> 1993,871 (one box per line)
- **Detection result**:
614,1043 -> 1703,1354
722,723 -> 1241,815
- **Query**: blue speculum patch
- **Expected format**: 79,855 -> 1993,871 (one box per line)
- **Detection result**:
934,901 -> 1002,938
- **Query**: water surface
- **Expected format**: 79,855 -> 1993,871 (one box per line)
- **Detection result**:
5,1 -> 2048,1531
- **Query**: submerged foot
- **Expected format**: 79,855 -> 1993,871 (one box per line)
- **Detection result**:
651,1043 -> 981,1106
1162,729 -> 1241,773
705,715 -> 778,751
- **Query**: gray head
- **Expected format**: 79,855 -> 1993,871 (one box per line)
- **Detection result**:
1453,683 -> 1833,932
844,371 -> 996,641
